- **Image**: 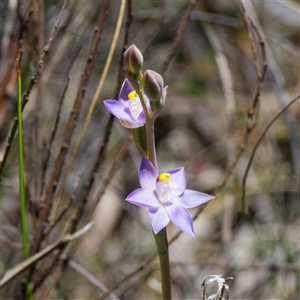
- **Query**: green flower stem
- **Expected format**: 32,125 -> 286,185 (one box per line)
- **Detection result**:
153,227 -> 172,300
17,64 -> 31,299
17,69 -> 29,261
135,88 -> 172,300
133,126 -> 148,157
145,119 -> 157,169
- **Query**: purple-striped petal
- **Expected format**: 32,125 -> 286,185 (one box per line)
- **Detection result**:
139,157 -> 158,189
148,206 -> 170,234
119,79 -> 134,105
179,189 -> 214,208
126,188 -> 160,208
165,203 -> 194,237
168,167 -> 186,198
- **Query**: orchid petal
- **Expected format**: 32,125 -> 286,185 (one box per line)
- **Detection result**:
168,167 -> 186,197
139,157 -> 158,189
104,100 -> 143,128
119,79 -> 134,105
120,118 -> 144,128
161,86 -> 168,106
103,100 -> 131,120
180,189 -> 215,208
148,206 -> 170,234
126,188 -> 160,208
136,110 -> 146,123
165,203 -> 194,237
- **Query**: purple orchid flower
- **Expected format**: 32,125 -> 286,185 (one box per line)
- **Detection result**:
103,79 -> 168,128
126,157 -> 215,237
103,79 -> 147,128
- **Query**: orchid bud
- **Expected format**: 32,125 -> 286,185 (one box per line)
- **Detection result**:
123,44 -> 143,75
143,70 -> 164,108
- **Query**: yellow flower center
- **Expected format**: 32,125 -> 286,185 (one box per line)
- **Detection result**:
158,172 -> 171,182
128,90 -> 138,99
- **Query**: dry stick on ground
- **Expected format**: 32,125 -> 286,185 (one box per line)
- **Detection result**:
0,221 -> 93,288
241,93 -> 300,207
32,0 -> 111,258
159,0 -> 196,75
0,1 -> 67,176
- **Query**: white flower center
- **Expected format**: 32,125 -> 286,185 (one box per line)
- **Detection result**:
128,91 -> 143,120
157,173 -> 172,204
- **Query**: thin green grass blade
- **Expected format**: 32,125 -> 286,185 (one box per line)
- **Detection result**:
17,52 -> 31,298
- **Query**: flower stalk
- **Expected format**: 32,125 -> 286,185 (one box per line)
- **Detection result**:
153,227 -> 172,300
144,116 -> 171,300
135,83 -> 172,300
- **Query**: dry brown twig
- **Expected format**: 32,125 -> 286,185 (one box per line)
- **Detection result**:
28,1 -> 111,291
241,93 -> 300,207
213,0 -> 267,204
41,76 -> 70,189
69,260 -> 120,300
239,0 -> 267,212
32,0 -> 111,258
51,0 -> 127,223
0,221 -> 93,288
67,135 -> 133,261
41,135 -> 132,297
116,0 -> 134,97
0,3 -> 33,125
32,0 -> 46,206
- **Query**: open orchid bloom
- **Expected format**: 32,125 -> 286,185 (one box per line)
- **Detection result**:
103,79 -> 168,128
126,157 -> 214,236
103,79 -> 147,128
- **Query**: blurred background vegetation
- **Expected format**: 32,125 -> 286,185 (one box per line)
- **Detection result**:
0,0 -> 299,299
